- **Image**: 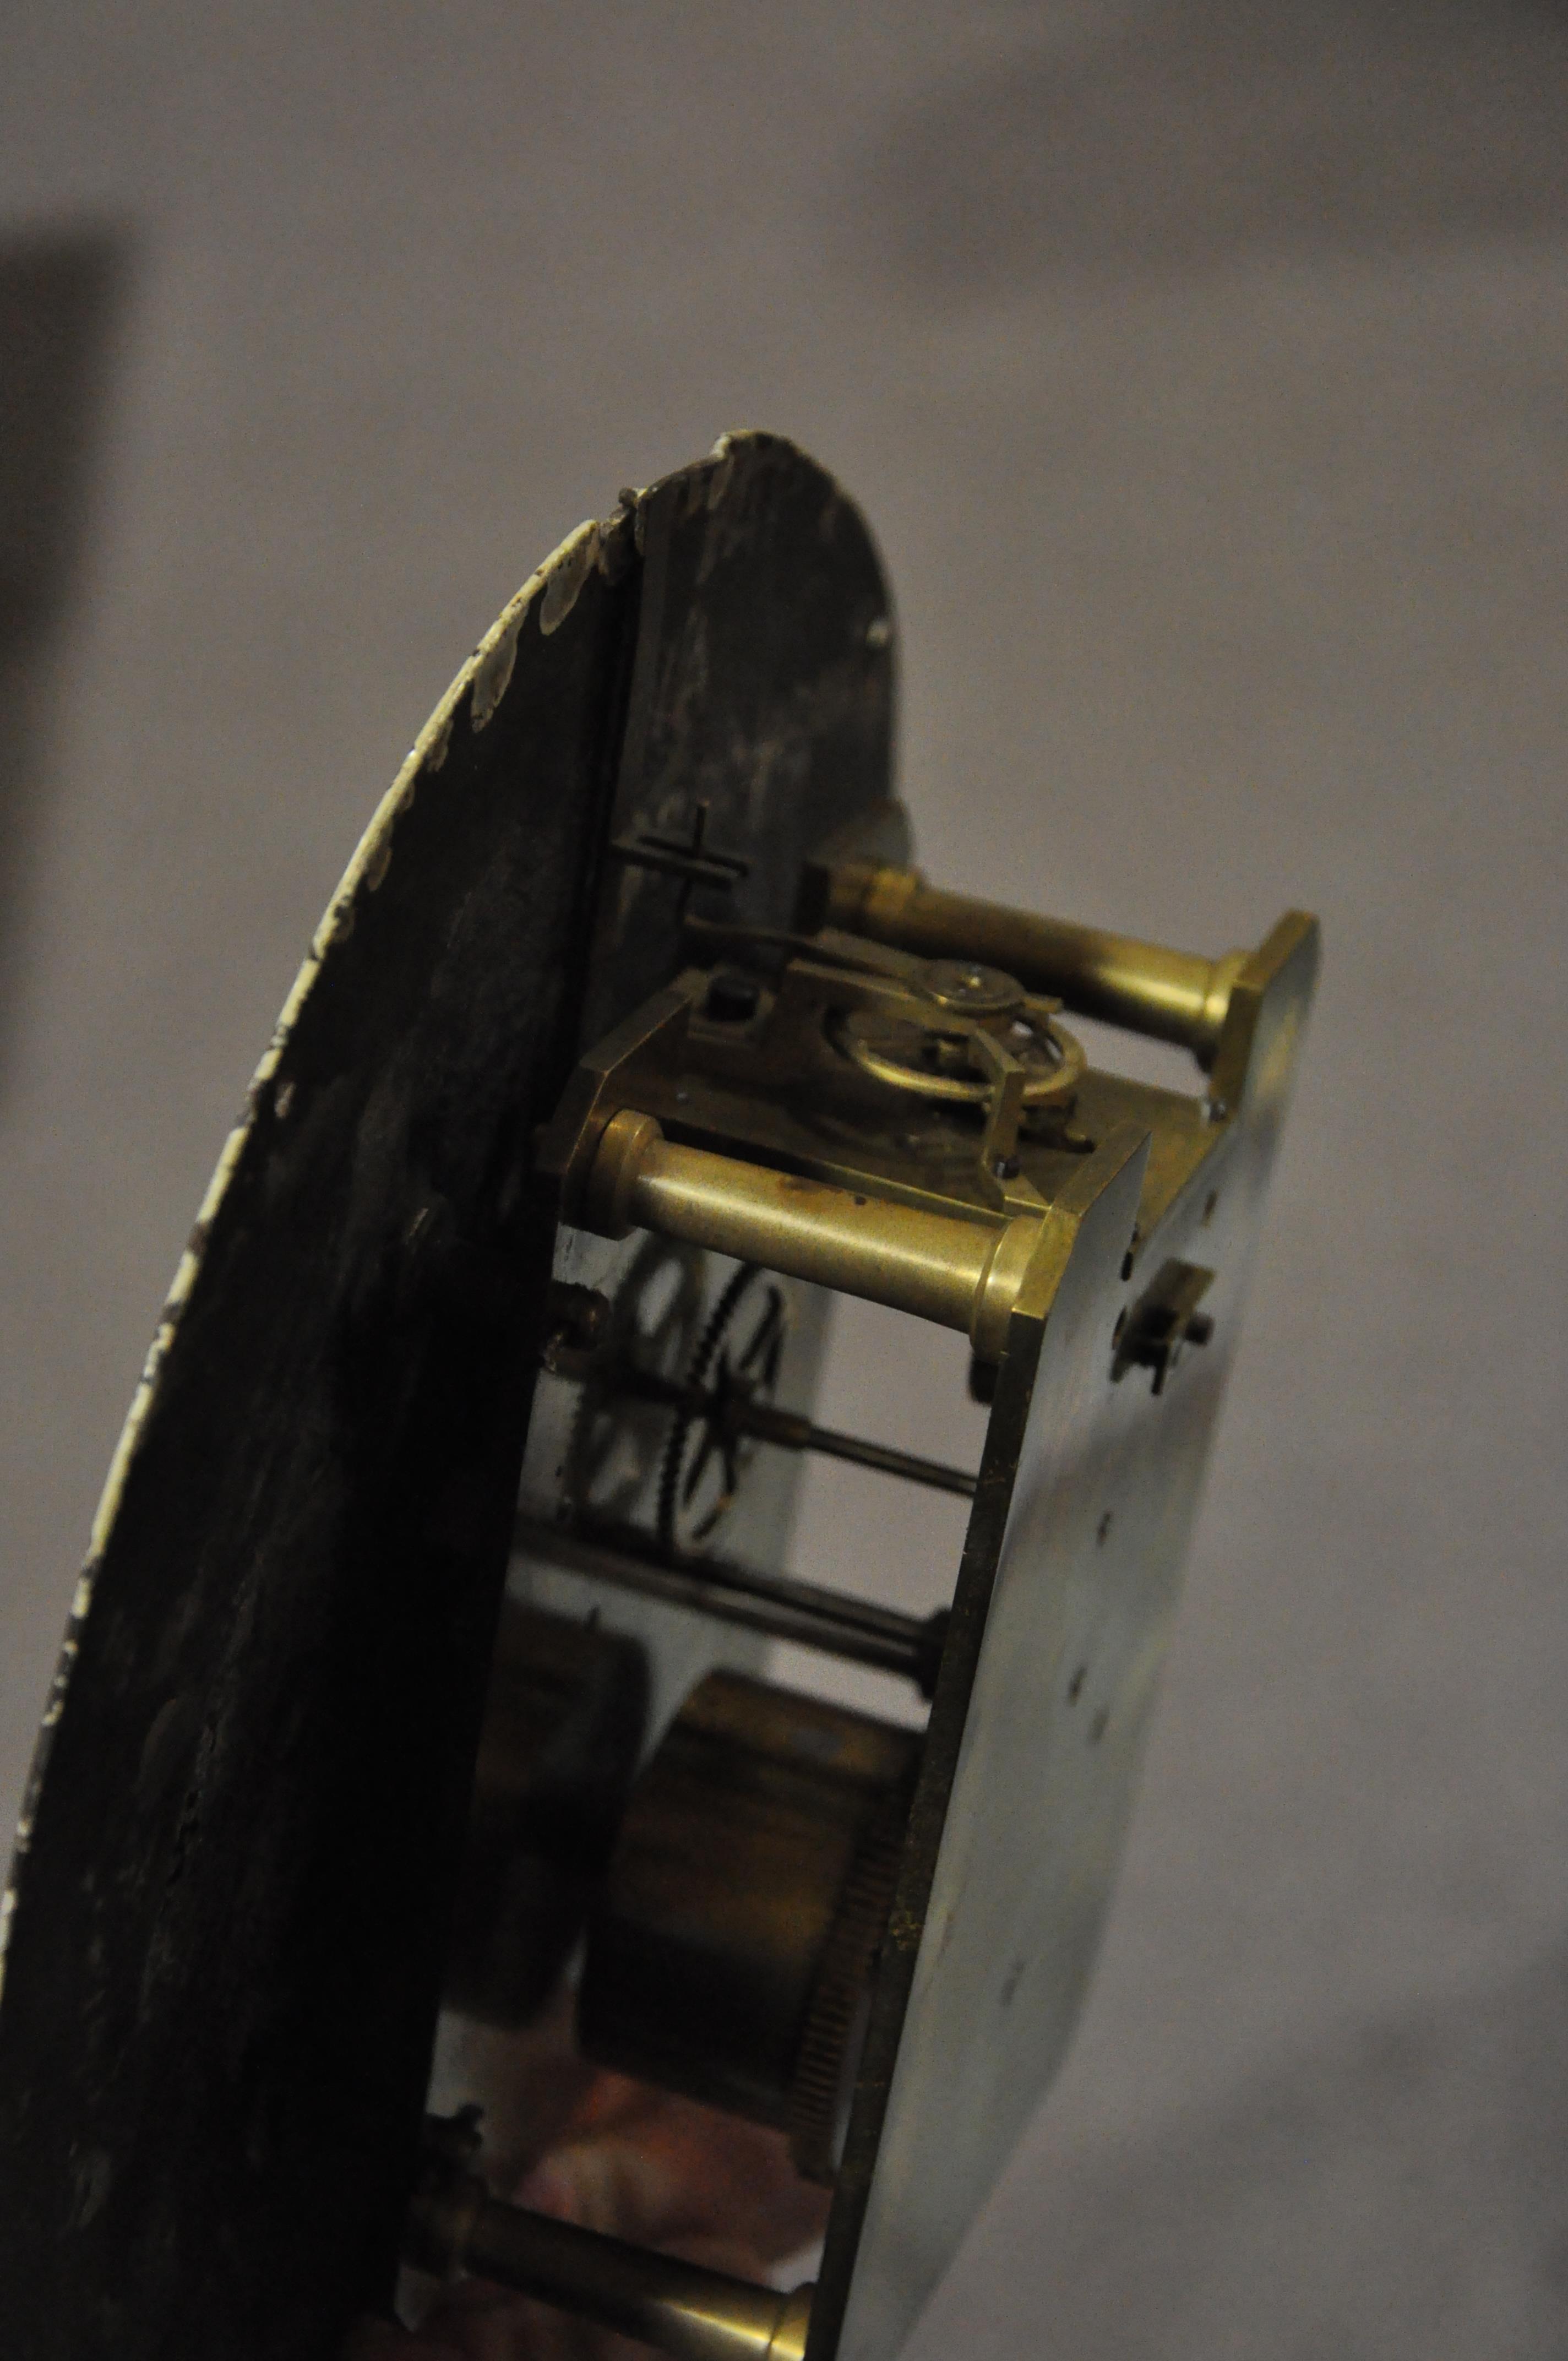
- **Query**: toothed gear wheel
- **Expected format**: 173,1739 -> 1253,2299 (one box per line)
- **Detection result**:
656,1264 -> 787,1559
563,1238 -> 706,1528
785,1794 -> 910,2184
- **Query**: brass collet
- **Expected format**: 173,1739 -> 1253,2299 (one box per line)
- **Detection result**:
580,1109 -> 1041,1363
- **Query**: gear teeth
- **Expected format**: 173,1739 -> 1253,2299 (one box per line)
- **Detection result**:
785,1797 -> 910,2185
656,1264 -> 783,1560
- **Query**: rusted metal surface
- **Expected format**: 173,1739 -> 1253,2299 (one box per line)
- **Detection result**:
0,433 -> 894,2359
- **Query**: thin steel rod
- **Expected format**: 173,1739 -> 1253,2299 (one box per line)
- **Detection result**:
513,1517 -> 944,1694
619,1368 -> 978,1499
745,1405 -> 977,1499
521,1516 -> 927,1645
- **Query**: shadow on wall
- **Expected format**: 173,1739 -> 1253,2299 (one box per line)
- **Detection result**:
0,225 -> 128,1091
838,0 -> 1568,302
916,1946 -> 1568,2360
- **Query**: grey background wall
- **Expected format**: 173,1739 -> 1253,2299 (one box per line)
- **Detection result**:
2,4 -> 1565,2353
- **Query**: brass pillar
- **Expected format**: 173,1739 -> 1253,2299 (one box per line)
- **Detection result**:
829,864 -> 1248,1065
580,1109 -> 1040,1362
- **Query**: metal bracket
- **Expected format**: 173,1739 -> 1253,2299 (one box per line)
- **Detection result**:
1112,1258 -> 1217,1394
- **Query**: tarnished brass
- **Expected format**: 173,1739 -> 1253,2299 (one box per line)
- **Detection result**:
537,923 -> 1114,1234
578,1672 -> 919,2183
515,877 -> 1316,2361
815,909 -> 1319,2361
578,1109 -> 1043,1362
533,906 -> 1255,1400
834,965 -> 1084,1113
823,863 -> 1250,1067
409,2113 -> 813,2361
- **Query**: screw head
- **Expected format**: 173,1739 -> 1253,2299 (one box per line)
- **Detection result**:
922,959 -> 1023,1017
